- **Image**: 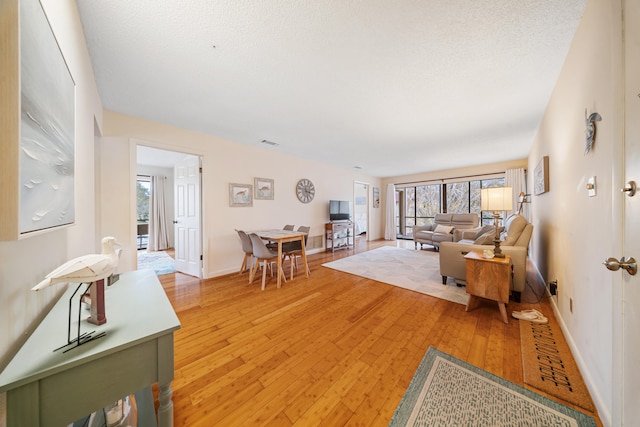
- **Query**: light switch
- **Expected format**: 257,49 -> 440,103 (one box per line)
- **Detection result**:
587,176 -> 596,197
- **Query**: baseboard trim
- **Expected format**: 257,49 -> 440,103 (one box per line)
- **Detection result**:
529,259 -> 610,426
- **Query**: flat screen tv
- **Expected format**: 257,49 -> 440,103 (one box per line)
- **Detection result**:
329,200 -> 352,221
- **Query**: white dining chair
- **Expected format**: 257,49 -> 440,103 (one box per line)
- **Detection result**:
249,233 -> 287,290
236,229 -> 254,278
282,226 -> 311,279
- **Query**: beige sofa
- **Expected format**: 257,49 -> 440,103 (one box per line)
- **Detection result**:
412,213 -> 480,250
438,214 -> 533,302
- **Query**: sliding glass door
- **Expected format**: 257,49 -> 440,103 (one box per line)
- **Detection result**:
136,176 -> 150,249
397,176 -> 505,239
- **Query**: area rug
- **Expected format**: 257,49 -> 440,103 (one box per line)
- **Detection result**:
137,251 -> 176,275
389,347 -> 597,426
322,246 -> 469,305
520,320 -> 596,412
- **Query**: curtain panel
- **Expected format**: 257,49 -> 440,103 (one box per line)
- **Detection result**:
505,168 -> 528,220
148,175 -> 170,251
384,183 -> 397,240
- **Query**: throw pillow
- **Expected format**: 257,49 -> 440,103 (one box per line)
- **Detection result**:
502,215 -> 527,246
473,225 -> 495,240
474,231 -> 496,245
433,224 -> 454,234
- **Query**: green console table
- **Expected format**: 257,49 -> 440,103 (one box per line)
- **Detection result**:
0,269 -> 181,426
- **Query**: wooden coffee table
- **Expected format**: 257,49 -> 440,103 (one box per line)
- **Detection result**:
464,251 -> 512,323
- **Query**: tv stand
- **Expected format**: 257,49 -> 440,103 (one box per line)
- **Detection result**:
325,221 -> 355,252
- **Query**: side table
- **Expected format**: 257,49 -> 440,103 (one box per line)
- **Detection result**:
0,269 -> 180,427
464,251 -> 512,323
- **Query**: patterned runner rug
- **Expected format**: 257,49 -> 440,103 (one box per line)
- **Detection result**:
520,320 -> 596,412
322,246 -> 469,305
137,251 -> 176,275
390,347 -> 597,426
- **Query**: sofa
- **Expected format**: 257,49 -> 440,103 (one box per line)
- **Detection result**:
412,213 -> 480,250
438,214 -> 533,302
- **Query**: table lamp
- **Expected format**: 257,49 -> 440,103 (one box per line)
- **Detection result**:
481,187 -> 513,258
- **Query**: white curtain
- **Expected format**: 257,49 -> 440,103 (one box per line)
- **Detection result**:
148,175 -> 170,251
384,183 -> 397,240
505,168 -> 528,220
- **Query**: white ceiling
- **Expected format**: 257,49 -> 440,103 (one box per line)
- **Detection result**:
77,0 -> 586,177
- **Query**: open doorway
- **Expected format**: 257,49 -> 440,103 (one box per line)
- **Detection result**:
353,181 -> 369,240
136,145 -> 202,277
136,176 -> 150,250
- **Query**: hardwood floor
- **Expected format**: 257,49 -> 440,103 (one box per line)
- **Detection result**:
156,237 -> 602,426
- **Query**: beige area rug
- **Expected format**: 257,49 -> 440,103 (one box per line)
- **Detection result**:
322,246 -> 469,305
520,320 -> 596,412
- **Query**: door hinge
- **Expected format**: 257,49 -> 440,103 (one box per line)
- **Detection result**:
199,167 -> 202,174
200,254 -> 203,261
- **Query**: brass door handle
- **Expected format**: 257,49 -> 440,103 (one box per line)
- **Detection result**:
603,257 -> 637,275
621,181 -> 636,197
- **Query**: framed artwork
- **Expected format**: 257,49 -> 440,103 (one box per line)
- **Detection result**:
373,187 -> 380,208
254,177 -> 274,200
20,0 -> 76,234
229,183 -> 253,207
534,156 -> 549,195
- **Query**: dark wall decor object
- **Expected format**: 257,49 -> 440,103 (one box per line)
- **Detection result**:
584,109 -> 602,154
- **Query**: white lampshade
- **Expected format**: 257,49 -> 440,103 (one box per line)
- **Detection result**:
481,187 -> 513,211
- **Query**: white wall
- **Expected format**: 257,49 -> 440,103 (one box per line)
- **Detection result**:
528,0 -> 621,424
0,0 -> 103,420
100,110 -> 384,278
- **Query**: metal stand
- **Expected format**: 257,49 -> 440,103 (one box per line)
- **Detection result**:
53,282 -> 106,353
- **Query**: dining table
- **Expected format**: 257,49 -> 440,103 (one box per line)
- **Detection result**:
251,229 -> 310,288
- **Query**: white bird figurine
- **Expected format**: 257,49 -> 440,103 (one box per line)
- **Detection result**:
32,236 -> 122,291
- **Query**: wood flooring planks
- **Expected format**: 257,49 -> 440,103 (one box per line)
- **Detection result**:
156,238 -> 602,426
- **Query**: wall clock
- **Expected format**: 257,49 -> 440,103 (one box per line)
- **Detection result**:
296,179 -> 315,203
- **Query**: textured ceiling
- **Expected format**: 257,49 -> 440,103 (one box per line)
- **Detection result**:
77,0 -> 586,177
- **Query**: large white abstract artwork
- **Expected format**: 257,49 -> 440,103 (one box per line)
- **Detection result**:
19,0 -> 75,234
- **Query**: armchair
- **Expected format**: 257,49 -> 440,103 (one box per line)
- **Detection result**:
438,214 -> 533,302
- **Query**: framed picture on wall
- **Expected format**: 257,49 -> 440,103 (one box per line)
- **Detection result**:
9,0 -> 76,238
229,183 -> 253,207
534,156 -> 549,195
254,178 -> 274,200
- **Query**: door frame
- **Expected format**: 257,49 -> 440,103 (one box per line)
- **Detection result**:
133,141 -> 205,278
353,181 -> 370,241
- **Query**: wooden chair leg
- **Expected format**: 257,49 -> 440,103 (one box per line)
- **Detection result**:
287,255 -> 294,280
261,261 -> 268,290
249,259 -> 260,284
239,254 -> 248,275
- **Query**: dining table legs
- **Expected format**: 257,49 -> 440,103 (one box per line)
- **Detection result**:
275,236 -> 309,288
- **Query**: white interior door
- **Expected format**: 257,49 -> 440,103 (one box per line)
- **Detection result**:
354,181 -> 368,238
174,156 -> 201,277
620,1 -> 640,423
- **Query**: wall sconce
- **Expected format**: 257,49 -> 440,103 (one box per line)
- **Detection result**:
481,187 -> 513,258
517,192 -> 531,215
